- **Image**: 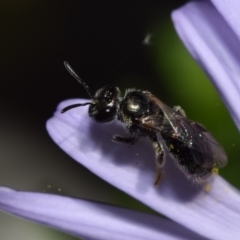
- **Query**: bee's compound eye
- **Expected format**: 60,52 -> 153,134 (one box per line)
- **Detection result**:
89,105 -> 117,123
95,86 -> 120,101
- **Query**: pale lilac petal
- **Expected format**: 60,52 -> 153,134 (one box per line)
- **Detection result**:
172,0 -> 240,130
0,187 -> 203,240
47,99 -> 240,240
211,0 -> 240,39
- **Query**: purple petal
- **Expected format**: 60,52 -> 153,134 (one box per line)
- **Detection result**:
0,187 -> 203,240
211,0 -> 240,38
47,99 -> 240,239
172,0 -> 240,130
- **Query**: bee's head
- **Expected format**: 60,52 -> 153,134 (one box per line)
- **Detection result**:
89,85 -> 120,123
61,62 -> 120,123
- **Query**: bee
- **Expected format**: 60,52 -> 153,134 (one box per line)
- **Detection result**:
61,61 -> 227,186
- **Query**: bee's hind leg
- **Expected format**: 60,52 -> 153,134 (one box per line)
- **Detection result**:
149,134 -> 165,186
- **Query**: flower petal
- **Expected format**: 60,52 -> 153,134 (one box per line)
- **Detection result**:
0,187 -> 203,240
47,99 -> 240,239
211,0 -> 240,39
172,0 -> 240,130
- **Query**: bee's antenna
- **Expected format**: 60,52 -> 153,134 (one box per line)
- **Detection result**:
61,61 -> 95,114
64,61 -> 94,100
61,102 -> 92,113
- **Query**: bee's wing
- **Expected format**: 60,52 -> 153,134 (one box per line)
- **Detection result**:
177,118 -> 227,168
141,92 -> 227,168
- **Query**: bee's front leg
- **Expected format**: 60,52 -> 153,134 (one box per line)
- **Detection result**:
112,135 -> 137,145
149,134 -> 165,186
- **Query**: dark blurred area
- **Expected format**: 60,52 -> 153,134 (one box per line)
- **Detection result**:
0,0 -> 186,124
1,0 -> 240,239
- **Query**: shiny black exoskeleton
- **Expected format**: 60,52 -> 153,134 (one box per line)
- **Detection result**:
61,61 -> 227,186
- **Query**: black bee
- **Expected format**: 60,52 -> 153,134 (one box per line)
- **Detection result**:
62,61 -> 227,186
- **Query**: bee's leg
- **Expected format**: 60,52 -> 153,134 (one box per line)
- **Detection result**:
112,135 -> 137,145
149,134 -> 165,186
173,106 -> 186,117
